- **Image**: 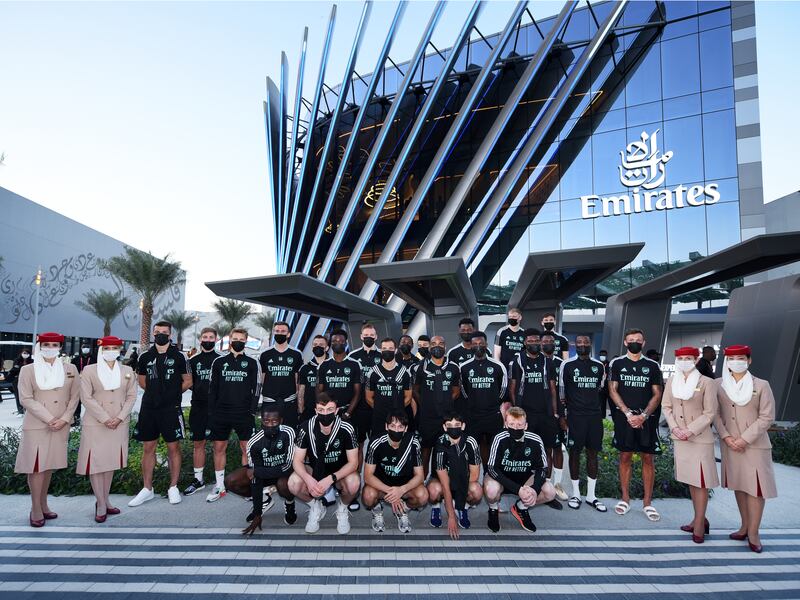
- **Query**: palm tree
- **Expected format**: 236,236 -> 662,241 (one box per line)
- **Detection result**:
252,311 -> 275,339
162,310 -> 195,349
75,290 -> 129,336
103,247 -> 185,346
212,298 -> 253,330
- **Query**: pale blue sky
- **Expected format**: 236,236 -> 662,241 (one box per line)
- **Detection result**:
1,1 -> 797,310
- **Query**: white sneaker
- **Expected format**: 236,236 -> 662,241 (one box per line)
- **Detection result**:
371,507 -> 385,532
128,487 -> 155,507
206,486 -> 226,503
305,499 -> 325,534
336,499 -> 351,535
396,511 -> 411,534
167,486 -> 181,505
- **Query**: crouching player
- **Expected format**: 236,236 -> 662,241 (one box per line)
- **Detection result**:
427,413 -> 483,539
484,407 -> 555,533
363,411 -> 428,534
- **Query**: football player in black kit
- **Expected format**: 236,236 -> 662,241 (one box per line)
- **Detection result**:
240,404 -> 297,535
541,331 -> 568,500
259,321 -> 303,429
541,312 -> 569,359
416,335 -> 431,360
485,407 -> 555,533
447,317 -> 476,366
494,307 -> 525,368
460,331 -> 508,467
316,329 -> 361,417
205,328 -> 262,503
395,334 -> 420,373
413,335 -> 460,476
297,334 -> 328,423
363,411 -> 427,534
559,334 -> 608,513
184,327 -> 222,496
508,328 -> 563,509
365,338 -> 412,439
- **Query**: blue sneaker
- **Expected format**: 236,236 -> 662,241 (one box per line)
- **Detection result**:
457,509 -> 471,529
430,506 -> 442,528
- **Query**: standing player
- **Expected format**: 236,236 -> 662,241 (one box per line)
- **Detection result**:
541,313 -> 569,359
184,327 -> 221,496
494,307 -> 525,368
297,334 -> 328,423
508,328 -> 562,509
316,329 -> 361,417
608,328 -> 663,520
259,322 -> 303,429
560,335 -> 608,512
541,331 -> 568,499
416,335 -> 431,360
460,331 -> 508,467
130,321 -> 192,507
366,338 -> 412,439
288,393 -> 360,534
363,411 -> 428,533
447,318 -> 476,366
485,407 -> 555,532
396,335 -> 420,372
206,328 -> 262,503
427,413 -> 483,538
413,335 -> 461,476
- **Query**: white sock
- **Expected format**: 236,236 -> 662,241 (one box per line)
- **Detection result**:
432,502 -> 441,509
587,477 -> 598,502
215,470 -> 225,490
572,479 -> 581,499
552,467 -> 563,485
193,468 -> 203,483
489,502 -> 499,510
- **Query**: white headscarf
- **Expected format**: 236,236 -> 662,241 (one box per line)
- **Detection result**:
96,352 -> 121,391
32,342 -> 65,390
669,364 -> 701,401
721,357 -> 754,406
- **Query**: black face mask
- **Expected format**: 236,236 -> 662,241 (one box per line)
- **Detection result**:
542,322 -> 555,331
399,344 -> 412,355
526,343 -> 540,355
418,347 -> 430,359
230,340 -> 246,352
381,350 -> 396,362
626,342 -> 643,354
508,318 -> 519,326
331,343 -> 346,354
474,345 -> 487,358
430,346 -> 445,359
541,343 -> 555,354
362,337 -> 375,348
317,412 -> 336,426
507,427 -> 525,441
312,346 -> 326,358
262,425 -> 279,437
576,345 -> 591,356
459,332 -> 472,342
387,429 -> 405,443
200,341 -> 216,351
154,333 -> 170,346
273,334 -> 287,345
446,427 -> 462,440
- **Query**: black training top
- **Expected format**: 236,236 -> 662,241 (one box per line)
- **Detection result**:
459,356 -> 508,420
137,345 -> 190,410
494,325 -> 525,368
543,329 -> 569,356
189,350 -> 221,406
396,353 -> 420,378
367,363 -> 412,428
295,415 -> 358,475
246,425 -> 295,480
259,346 -> 302,402
446,344 -> 474,366
414,359 -> 461,425
348,348 -> 382,412
609,355 -> 663,411
487,430 -> 548,494
433,433 -> 481,474
316,357 -> 362,409
559,356 -> 606,416
208,352 -> 262,415
298,360 -> 321,407
510,353 -> 557,416
365,433 -> 422,487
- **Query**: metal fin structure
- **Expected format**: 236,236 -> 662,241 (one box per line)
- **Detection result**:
263,79 -> 280,267
274,53 -> 289,267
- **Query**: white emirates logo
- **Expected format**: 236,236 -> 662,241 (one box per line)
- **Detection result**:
580,129 -> 720,219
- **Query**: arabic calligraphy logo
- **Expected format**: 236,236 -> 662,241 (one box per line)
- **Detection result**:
619,129 -> 673,190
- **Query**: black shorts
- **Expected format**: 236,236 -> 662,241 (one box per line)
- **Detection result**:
417,420 -> 443,449
188,403 -> 209,441
208,413 -> 255,442
611,409 -> 661,454
134,407 -> 185,443
350,408 -> 372,444
567,414 -> 604,452
527,413 -> 559,448
466,413 -> 503,443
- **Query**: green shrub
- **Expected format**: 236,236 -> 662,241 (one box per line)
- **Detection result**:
770,424 -> 800,467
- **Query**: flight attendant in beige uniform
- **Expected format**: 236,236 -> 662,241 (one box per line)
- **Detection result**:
77,336 -> 138,522
14,332 -> 80,527
661,346 -> 718,544
714,344 -> 777,553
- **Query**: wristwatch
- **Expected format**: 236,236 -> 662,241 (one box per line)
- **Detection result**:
624,409 -> 633,417
331,473 -> 338,484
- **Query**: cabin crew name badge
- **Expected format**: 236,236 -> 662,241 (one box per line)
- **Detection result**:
580,129 -> 720,219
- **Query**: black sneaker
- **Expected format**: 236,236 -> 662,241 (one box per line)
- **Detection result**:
487,508 -> 500,533
511,504 -> 536,533
284,501 -> 297,525
183,479 -> 206,496
546,498 -> 563,510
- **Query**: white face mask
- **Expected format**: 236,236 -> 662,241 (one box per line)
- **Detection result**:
40,347 -> 60,359
102,350 -> 120,362
81,348 -> 90,355
21,353 -> 30,359
727,359 -> 749,374
675,359 -> 696,373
